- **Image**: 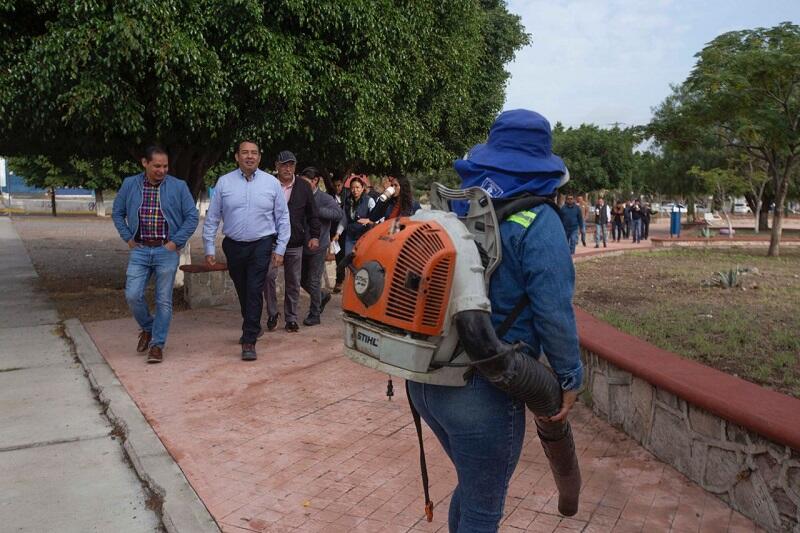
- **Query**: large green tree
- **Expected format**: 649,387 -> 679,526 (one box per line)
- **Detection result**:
650,23 -> 800,256
552,123 -> 639,194
0,0 -> 528,198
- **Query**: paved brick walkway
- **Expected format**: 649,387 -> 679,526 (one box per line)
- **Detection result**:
85,301 -> 762,533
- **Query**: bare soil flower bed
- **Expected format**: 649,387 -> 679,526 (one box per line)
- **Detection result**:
574,247 -> 800,398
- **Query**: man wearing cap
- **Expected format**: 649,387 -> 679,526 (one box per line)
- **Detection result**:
203,140 -> 290,361
406,110 -> 583,531
263,150 -> 321,332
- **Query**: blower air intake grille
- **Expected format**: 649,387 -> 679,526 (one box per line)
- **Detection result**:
422,259 -> 451,327
386,224 -> 449,328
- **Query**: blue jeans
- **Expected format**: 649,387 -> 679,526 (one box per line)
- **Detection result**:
567,228 -> 579,254
407,374 -> 526,532
125,246 -> 180,348
632,219 -> 642,243
594,223 -> 607,246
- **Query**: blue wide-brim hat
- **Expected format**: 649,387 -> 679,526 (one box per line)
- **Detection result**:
454,109 -> 568,199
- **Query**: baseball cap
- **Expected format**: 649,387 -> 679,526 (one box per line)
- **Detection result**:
276,150 -> 296,164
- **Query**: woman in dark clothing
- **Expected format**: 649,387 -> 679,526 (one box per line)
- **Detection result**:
334,177 -> 375,256
368,175 -> 421,222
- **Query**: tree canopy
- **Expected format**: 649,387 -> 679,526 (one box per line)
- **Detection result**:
552,123 -> 640,194
648,22 -> 800,256
0,0 -> 528,198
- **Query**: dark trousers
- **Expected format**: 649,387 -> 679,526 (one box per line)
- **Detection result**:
334,245 -> 346,285
612,220 -> 624,241
222,235 -> 274,344
301,251 -> 326,318
643,219 -> 650,240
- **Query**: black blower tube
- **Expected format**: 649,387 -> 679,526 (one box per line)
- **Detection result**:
454,310 -> 582,517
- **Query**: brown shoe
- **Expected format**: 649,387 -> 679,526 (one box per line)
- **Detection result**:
332,282 -> 343,294
137,331 -> 152,353
147,345 -> 163,364
241,344 -> 257,361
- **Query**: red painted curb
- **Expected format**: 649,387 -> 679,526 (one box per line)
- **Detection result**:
575,307 -> 800,451
651,236 -> 800,243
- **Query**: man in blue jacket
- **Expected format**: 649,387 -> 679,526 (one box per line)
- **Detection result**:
559,194 -> 583,254
112,146 -> 199,363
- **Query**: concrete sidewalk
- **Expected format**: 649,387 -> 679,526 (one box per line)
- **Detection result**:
0,217 -> 162,532
84,300 -> 763,531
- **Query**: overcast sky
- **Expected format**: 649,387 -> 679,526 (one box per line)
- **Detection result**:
503,0 -> 800,128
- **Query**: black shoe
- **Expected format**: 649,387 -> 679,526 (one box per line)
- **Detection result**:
594,244 -> 599,248
303,315 -> 320,326
241,344 -> 257,361
285,321 -> 299,333
267,313 -> 280,331
239,329 -> 264,344
319,292 -> 332,315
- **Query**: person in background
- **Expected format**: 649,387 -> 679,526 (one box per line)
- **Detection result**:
364,176 -> 381,201
329,176 -> 347,293
611,201 -> 625,242
623,200 -> 633,240
299,167 -> 343,326
631,199 -> 643,243
333,176 -> 375,256
642,201 -> 653,240
594,197 -> 609,248
576,195 -> 588,246
112,145 -> 199,364
263,150 -> 320,333
203,140 -> 290,361
559,194 -> 583,255
367,174 -> 421,223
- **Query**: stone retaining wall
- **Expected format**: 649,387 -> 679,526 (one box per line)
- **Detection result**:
577,309 -> 800,532
582,350 -> 799,532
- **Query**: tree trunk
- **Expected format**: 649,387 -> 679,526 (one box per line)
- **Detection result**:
768,170 -> 791,257
49,186 -> 57,217
754,200 -> 761,234
94,189 -> 106,217
168,145 -> 224,201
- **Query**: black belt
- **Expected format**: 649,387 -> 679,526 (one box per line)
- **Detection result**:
137,239 -> 166,247
223,234 -> 275,246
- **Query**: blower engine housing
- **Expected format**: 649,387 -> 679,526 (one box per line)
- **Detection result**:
342,208 -> 492,386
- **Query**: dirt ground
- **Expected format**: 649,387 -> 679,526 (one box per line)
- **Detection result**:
11,215 -> 218,323
574,247 -> 800,398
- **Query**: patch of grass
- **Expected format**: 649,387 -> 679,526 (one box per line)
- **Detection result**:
575,247 -> 800,398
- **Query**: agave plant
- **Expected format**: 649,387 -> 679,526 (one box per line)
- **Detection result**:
715,268 -> 742,289
703,265 -> 749,289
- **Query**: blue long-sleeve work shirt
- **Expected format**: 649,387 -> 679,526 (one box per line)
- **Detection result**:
489,204 -> 583,391
203,169 -> 290,256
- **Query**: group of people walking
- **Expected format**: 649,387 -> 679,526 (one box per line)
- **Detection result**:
110,108 -> 585,533
558,195 -> 654,254
112,140 -> 418,363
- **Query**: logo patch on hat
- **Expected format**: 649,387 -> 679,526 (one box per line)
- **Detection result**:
481,178 -> 504,198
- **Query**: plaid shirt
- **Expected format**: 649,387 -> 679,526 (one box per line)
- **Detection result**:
138,177 -> 168,241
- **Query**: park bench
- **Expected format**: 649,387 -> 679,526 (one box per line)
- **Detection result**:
179,263 -> 236,308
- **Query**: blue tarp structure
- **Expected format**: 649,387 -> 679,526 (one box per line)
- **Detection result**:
1,174 -> 92,196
